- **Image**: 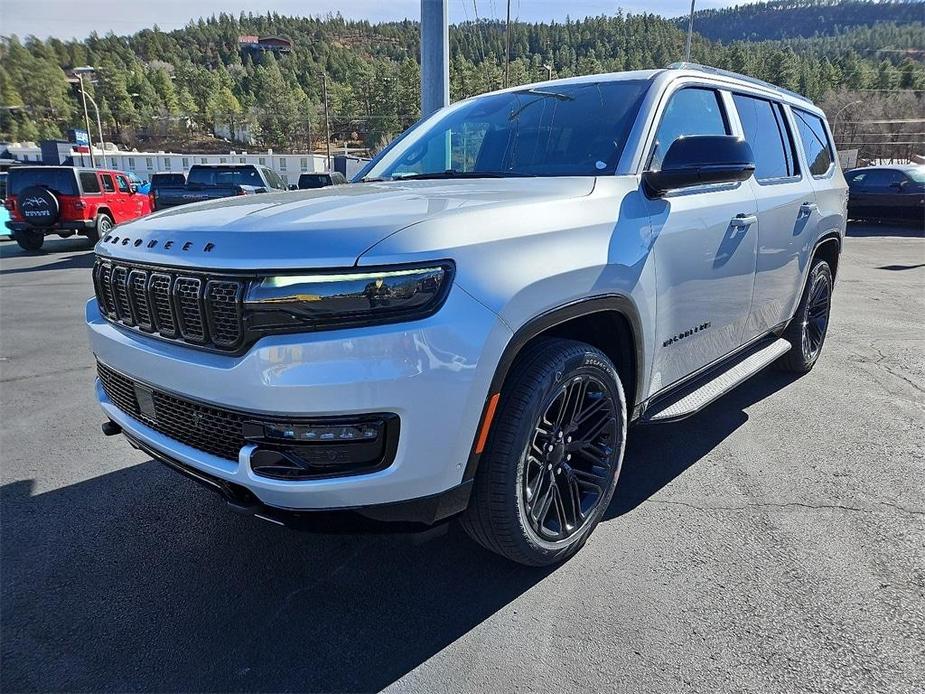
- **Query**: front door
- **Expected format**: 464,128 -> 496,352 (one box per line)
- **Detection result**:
644,86 -> 759,394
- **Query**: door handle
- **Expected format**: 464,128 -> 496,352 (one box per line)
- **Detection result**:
730,214 -> 757,229
800,202 -> 818,214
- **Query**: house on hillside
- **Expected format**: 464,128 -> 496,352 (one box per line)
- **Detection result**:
238,35 -> 293,55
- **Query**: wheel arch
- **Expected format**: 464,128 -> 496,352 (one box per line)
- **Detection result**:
812,232 -> 841,280
96,207 -> 115,223
463,294 -> 645,482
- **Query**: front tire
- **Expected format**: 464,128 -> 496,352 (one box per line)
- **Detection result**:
14,229 -> 45,252
777,258 -> 833,373
460,339 -> 627,566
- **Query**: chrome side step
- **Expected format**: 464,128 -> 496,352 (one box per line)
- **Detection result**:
642,338 -> 792,423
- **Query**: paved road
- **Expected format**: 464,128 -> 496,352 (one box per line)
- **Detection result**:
1,224 -> 923,693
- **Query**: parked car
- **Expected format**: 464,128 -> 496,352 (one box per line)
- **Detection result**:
88,64 -> 845,565
127,172 -> 150,195
149,172 -> 187,210
845,165 -> 925,223
152,163 -> 287,210
0,172 -> 8,233
298,171 -> 348,189
5,166 -> 152,251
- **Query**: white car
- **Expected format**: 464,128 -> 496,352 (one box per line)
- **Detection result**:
87,63 -> 846,565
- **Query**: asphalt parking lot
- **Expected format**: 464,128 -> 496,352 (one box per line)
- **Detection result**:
1,223 -> 923,693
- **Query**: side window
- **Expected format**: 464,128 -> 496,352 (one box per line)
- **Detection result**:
79,172 -> 101,194
793,109 -> 834,177
650,87 -> 728,170
733,94 -> 798,181
100,174 -> 116,193
115,175 -> 130,193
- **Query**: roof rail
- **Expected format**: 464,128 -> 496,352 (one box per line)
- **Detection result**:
666,62 -> 813,105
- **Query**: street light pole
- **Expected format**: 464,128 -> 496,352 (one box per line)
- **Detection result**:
79,88 -> 105,163
684,0 -> 696,63
76,72 -> 95,167
322,72 -> 332,171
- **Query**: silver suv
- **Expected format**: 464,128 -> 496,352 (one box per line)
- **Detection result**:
87,64 -> 846,565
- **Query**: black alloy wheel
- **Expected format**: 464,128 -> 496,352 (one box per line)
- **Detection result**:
522,374 -> 619,542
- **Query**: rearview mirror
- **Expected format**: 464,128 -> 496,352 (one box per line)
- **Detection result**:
643,135 -> 755,197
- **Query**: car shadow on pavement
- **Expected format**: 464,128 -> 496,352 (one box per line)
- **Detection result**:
606,368 -> 803,520
0,250 -> 95,275
0,237 -> 96,260
0,463 -> 553,693
845,221 -> 924,238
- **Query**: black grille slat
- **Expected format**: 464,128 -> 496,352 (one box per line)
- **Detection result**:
148,273 -> 178,338
206,281 -> 244,348
128,269 -> 154,331
92,259 -> 244,352
174,277 -> 207,344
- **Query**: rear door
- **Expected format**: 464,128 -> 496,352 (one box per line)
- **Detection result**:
644,85 -> 760,392
731,92 -> 816,337
791,107 -> 846,234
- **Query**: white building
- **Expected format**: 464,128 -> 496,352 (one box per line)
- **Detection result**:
1,142 -> 331,187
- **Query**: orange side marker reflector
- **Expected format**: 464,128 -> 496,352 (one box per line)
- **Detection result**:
474,393 -> 501,454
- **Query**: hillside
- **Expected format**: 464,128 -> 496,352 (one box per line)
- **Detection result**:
685,0 -> 924,42
1,4 -> 923,155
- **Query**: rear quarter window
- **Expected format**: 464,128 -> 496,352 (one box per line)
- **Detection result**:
793,109 -> 834,177
79,172 -> 101,194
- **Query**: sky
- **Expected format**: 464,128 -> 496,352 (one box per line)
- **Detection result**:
0,0 -> 759,41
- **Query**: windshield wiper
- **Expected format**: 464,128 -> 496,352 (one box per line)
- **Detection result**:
393,170 -> 536,181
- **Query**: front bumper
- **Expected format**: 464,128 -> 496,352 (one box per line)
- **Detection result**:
87,284 -> 511,514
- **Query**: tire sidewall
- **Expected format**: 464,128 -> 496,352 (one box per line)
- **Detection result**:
800,261 -> 833,367
509,346 -> 628,559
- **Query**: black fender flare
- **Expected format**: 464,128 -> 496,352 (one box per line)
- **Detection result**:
462,294 -> 645,482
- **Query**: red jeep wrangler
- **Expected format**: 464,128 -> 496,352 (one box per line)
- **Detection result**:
4,166 -> 153,252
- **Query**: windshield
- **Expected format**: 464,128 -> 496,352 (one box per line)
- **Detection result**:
363,79 -> 649,181
906,167 -> 925,183
9,168 -> 78,196
187,166 -> 263,187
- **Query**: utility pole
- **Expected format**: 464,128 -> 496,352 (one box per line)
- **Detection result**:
322,72 -> 332,171
76,72 -> 95,167
505,0 -> 512,88
543,64 -> 553,81
420,0 -> 449,117
684,0 -> 696,63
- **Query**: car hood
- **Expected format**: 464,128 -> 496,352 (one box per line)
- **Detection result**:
95,178 -> 596,269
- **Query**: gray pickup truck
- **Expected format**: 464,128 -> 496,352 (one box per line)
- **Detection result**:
152,164 -> 288,210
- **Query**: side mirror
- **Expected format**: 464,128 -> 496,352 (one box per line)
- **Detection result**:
129,185 -> 138,195
255,187 -> 268,194
643,135 -> 755,197
289,184 -> 298,190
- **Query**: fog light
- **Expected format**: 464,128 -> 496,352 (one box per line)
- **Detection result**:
243,414 -> 399,480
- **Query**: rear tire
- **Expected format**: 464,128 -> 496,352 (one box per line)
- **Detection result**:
14,229 -> 44,252
86,213 -> 113,244
776,258 -> 833,373
460,338 -> 627,566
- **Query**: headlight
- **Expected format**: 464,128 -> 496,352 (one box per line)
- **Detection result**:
244,262 -> 454,331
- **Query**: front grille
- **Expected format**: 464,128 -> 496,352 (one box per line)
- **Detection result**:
93,259 -> 245,351
98,362 -> 247,461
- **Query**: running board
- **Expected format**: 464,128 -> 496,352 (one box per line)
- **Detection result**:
642,338 -> 792,423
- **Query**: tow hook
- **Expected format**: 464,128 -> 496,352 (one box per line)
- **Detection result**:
101,420 -> 122,436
